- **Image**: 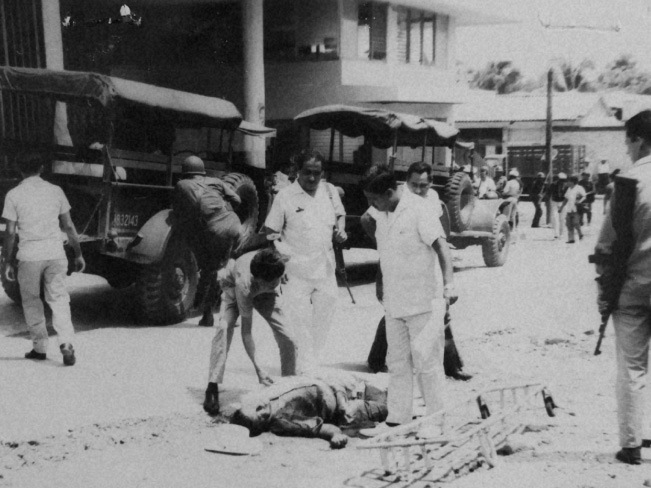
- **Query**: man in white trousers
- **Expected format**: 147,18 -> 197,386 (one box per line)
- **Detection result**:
264,149 -> 346,372
359,164 -> 457,434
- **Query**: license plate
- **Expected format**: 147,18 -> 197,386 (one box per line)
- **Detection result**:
111,212 -> 140,230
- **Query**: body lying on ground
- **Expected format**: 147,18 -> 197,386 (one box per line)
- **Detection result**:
230,370 -> 388,449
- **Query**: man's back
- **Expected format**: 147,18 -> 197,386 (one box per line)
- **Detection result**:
3,176 -> 69,261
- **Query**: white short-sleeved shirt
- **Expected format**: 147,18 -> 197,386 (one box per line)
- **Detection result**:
474,177 -> 497,198
264,180 -> 345,280
563,185 -> 586,213
218,251 -> 278,318
374,189 -> 445,318
2,176 -> 70,261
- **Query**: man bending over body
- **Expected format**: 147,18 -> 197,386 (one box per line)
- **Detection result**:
230,370 -> 388,449
204,248 -> 298,415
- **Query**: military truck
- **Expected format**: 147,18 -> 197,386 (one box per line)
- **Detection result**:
293,105 -> 517,267
0,67 -> 272,324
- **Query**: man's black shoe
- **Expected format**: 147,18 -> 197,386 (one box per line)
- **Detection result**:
616,447 -> 642,465
567,240 -> 576,244
25,350 -> 46,361
203,382 -> 220,415
60,344 -> 76,366
450,371 -> 473,381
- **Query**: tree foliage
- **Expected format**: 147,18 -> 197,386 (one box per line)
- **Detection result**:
597,54 -> 651,94
468,61 -> 524,94
467,55 -> 651,95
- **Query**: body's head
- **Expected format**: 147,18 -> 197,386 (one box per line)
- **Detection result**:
294,149 -> 324,195
508,168 -> 519,180
231,391 -> 272,436
478,166 -> 489,181
581,171 -> 590,181
625,110 -> 651,162
181,155 -> 206,177
250,248 -> 287,290
16,151 -> 45,177
360,164 -> 400,212
405,162 -> 432,198
568,175 -> 579,187
536,172 -> 545,180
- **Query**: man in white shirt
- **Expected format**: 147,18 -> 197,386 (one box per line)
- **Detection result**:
363,162 -> 471,381
1,152 -> 85,366
559,175 -> 586,243
264,149 -> 346,371
203,248 -> 297,415
359,165 -> 457,434
473,167 -> 497,199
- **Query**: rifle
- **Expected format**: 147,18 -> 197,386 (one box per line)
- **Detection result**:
593,312 -> 609,356
588,175 -> 637,355
334,242 -> 355,304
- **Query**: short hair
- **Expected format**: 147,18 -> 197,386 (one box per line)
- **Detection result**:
16,151 -> 45,175
293,149 -> 325,170
250,248 -> 287,282
625,110 -> 651,144
406,162 -> 432,181
359,164 -> 397,194
569,175 -> 579,184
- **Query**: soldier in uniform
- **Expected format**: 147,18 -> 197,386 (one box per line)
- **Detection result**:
172,156 -> 242,327
594,110 -> 651,465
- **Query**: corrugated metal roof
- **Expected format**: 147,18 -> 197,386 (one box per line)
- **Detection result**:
455,92 -> 617,124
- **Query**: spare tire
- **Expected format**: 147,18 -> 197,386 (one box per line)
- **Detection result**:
221,173 -> 259,256
444,172 -> 476,232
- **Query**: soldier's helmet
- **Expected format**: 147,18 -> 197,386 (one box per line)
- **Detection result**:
182,155 -> 206,175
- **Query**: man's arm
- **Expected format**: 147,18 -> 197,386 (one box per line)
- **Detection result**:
2,219 -> 17,281
432,237 -> 457,304
317,424 -> 348,449
240,314 -> 273,386
221,180 -> 241,208
59,212 -> 85,273
360,210 -> 377,243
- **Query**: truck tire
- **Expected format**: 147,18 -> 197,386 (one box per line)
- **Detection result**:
221,173 -> 259,256
135,237 -> 198,325
444,172 -> 475,232
482,214 -> 510,267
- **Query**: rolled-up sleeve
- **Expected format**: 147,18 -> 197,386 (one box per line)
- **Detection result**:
417,204 -> 445,246
264,192 -> 285,234
2,193 -> 17,222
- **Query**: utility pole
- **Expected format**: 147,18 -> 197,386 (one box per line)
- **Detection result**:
545,68 -> 553,179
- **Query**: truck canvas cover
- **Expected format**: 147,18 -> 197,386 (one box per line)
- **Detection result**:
294,104 -> 459,149
0,66 -> 243,129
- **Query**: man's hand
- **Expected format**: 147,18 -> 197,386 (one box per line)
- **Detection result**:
333,228 -> 347,244
444,284 -> 458,305
329,432 -> 348,449
256,369 -> 274,387
2,260 -> 16,282
74,256 -> 86,273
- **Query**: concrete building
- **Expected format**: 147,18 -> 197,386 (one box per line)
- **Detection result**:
0,0 -> 515,168
455,91 -> 626,178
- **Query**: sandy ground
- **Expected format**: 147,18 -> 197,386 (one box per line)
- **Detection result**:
2,200 -> 651,488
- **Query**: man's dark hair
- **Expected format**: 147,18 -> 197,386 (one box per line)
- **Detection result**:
359,164 -> 397,194
625,110 -> 651,144
293,149 -> 325,170
406,162 -> 432,181
16,151 -> 45,175
569,175 -> 579,184
250,248 -> 287,282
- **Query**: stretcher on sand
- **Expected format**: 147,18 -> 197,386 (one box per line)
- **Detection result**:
357,383 -> 557,484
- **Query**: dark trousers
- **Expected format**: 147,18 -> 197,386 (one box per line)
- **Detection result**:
531,195 -> 543,228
